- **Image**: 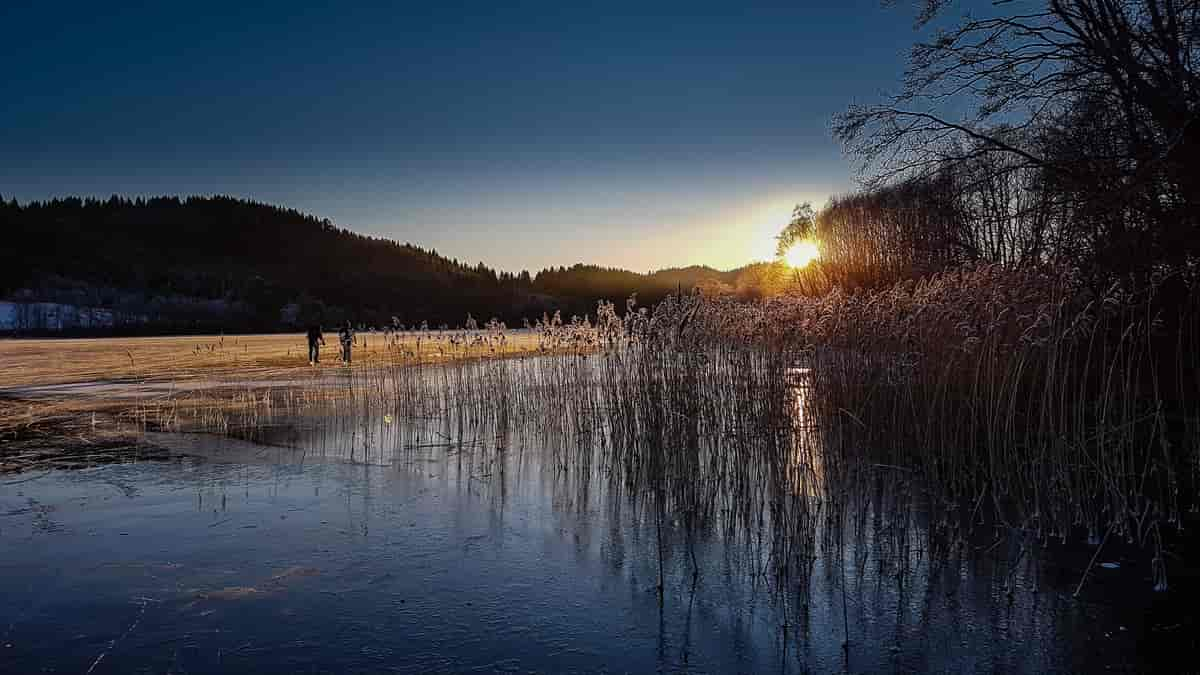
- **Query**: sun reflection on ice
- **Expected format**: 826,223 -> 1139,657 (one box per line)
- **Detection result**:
786,366 -> 824,497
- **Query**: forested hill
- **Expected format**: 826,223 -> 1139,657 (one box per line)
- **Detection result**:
0,195 -> 737,333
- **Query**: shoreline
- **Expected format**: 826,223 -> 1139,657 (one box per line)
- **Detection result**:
0,331 -> 586,474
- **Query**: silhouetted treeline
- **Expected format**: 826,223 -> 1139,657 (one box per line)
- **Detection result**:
533,264 -> 737,316
0,195 -> 736,334
821,0 -> 1198,290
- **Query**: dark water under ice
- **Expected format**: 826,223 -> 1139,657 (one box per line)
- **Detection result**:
0,426 -> 1189,674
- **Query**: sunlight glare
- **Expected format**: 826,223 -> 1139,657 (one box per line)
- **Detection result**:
784,240 -> 820,268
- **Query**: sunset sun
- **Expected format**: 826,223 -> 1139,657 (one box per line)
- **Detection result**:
784,240 -> 820,268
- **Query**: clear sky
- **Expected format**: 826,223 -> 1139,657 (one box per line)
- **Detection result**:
1,1 -> 922,273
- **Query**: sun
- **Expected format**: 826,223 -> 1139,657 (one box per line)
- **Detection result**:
784,240 -> 820,268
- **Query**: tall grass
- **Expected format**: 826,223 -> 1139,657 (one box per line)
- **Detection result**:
153,267 -> 1197,603
685,264 -> 1197,589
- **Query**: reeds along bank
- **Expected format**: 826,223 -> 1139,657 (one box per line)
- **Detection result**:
157,269 -> 1197,592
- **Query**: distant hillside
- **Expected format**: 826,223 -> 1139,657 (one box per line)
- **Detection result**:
532,264 -> 735,308
0,195 -> 744,334
650,265 -> 739,289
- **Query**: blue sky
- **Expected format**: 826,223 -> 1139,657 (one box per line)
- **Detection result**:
1,1 -> 925,272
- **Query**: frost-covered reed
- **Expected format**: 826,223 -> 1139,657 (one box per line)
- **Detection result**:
160,267 -> 1197,599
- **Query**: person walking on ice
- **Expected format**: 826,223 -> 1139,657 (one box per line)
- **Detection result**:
339,322 -> 354,364
306,324 -> 325,365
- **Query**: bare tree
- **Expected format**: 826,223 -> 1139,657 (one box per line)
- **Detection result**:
775,202 -> 817,257
836,0 -> 1199,274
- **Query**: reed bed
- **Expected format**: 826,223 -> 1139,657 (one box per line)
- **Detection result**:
78,270 -> 1200,611
688,265 -> 1198,590
0,328 -> 552,473
0,330 -> 547,389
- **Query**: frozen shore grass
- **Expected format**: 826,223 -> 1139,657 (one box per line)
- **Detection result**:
5,273 -> 1197,597
0,325 -> 575,472
0,329 -> 550,389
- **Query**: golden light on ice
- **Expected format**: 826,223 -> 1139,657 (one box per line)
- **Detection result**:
784,240 -> 820,268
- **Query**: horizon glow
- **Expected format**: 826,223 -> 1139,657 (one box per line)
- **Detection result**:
0,0 -> 919,273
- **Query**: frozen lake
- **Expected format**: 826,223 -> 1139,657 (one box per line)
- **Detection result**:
0,423 -> 1178,673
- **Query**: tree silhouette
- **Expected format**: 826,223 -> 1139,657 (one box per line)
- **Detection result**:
1,195 -> 741,334
834,0 -> 1199,279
